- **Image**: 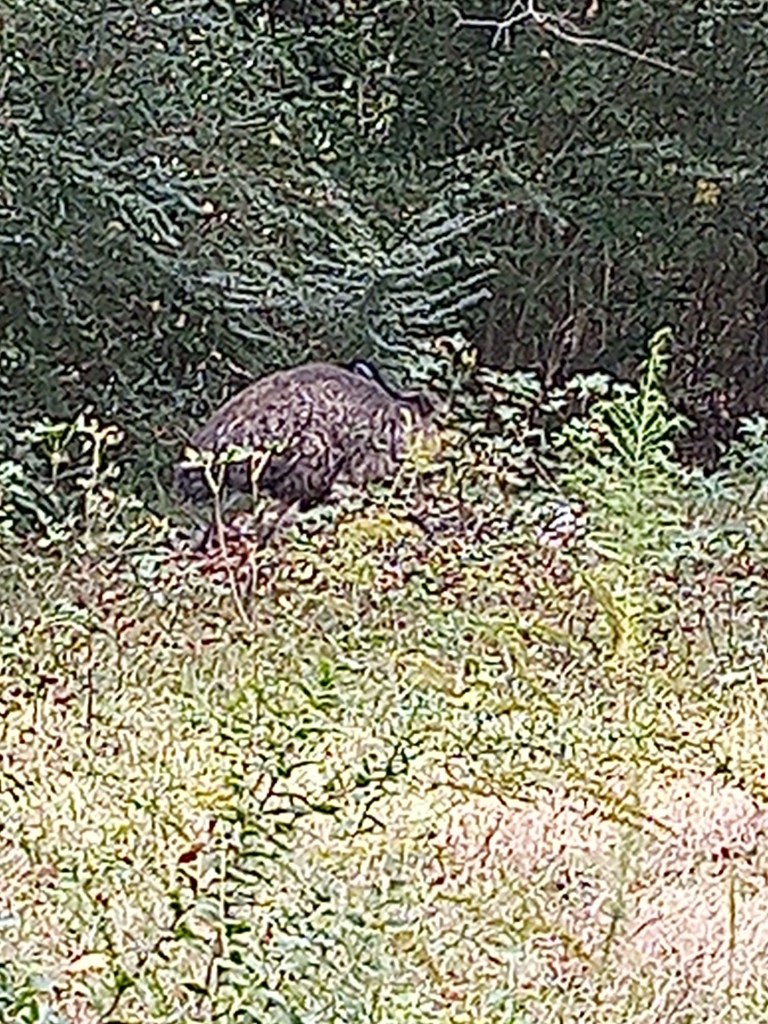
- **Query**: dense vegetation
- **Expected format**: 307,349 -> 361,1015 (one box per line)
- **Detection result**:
4,0 -> 768,467
3,2 -> 768,1022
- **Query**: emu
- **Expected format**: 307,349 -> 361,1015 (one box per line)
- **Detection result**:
174,359 -> 436,539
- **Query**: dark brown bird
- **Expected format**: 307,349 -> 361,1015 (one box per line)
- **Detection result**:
174,359 -> 437,517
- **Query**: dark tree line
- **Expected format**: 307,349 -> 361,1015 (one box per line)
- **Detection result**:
2,0 -> 767,473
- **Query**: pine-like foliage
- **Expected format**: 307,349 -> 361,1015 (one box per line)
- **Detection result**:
555,328 -> 689,657
4,0 -> 767,440
1,1 -> 512,513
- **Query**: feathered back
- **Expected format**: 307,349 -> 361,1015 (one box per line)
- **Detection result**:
174,360 -> 435,507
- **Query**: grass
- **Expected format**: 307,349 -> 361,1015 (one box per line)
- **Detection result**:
2,462 -> 768,1023
3,335 -> 768,1021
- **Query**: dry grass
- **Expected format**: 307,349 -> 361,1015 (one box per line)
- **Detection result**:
1,494 -> 768,1022
424,772 -> 768,999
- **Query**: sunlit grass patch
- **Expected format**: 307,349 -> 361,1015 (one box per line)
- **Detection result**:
2,500 -> 768,1023
4,338 -> 768,1020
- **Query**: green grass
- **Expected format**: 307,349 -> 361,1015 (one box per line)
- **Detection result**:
2,475 -> 768,1023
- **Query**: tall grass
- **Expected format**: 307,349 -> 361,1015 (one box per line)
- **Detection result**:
2,339 -> 768,1022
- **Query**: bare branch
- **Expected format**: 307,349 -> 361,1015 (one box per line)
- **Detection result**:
456,1 -> 695,77
536,11 -> 695,76
456,0 -> 535,48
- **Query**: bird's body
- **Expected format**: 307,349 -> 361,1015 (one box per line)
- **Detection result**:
174,359 -> 436,513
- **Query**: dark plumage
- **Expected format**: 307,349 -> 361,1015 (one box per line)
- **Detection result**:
174,359 -> 436,513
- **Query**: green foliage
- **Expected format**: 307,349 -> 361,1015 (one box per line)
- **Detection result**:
4,4 -> 768,1016
0,962 -> 67,1024
3,0 -> 768,471
555,328 -> 691,658
2,3 -> 501,424
725,415 -> 768,486
0,414 -> 160,549
558,328 -> 685,545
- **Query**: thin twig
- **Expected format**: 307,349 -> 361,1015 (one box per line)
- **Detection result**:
456,1 -> 695,77
537,13 -> 695,77
457,0 -> 534,47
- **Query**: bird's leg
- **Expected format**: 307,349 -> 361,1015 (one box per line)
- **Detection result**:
256,498 -> 303,548
190,519 -> 215,553
189,491 -> 247,553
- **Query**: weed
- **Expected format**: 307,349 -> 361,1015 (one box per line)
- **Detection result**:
2,336 -> 768,1022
